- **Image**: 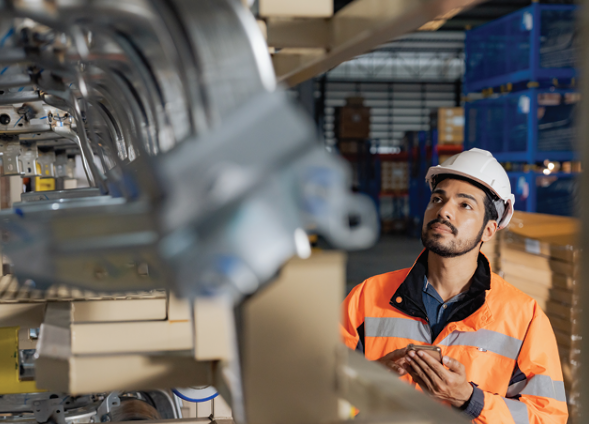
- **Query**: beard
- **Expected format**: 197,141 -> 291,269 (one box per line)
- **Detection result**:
420,218 -> 485,258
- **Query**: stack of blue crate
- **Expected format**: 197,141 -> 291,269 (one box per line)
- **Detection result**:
464,3 -> 579,216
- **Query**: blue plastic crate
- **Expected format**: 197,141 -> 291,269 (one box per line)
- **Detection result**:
465,4 -> 578,93
509,171 -> 578,216
465,89 -> 579,163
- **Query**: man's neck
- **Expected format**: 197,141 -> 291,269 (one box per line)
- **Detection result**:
426,249 -> 479,302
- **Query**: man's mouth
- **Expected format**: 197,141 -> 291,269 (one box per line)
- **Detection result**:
431,224 -> 453,234
426,219 -> 458,235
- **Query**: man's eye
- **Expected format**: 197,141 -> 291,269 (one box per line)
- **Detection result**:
432,197 -> 442,203
462,203 -> 472,209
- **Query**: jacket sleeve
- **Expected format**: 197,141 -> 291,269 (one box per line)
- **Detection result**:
341,282 -> 367,353
473,304 -> 568,424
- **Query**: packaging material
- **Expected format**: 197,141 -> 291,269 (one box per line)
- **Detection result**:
338,140 -> 359,154
381,162 -> 408,193
498,211 -> 580,421
336,98 -> 371,140
258,0 -> 333,18
240,252 -> 344,424
437,107 -> 464,145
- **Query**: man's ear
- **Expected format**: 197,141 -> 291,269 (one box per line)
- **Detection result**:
481,220 -> 498,243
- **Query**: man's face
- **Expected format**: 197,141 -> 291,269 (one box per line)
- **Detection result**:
421,178 -> 494,258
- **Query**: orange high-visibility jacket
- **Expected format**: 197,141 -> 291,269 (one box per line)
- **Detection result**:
341,250 -> 568,424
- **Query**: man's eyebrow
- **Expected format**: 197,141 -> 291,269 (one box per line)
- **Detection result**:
432,188 -> 445,195
457,193 -> 478,203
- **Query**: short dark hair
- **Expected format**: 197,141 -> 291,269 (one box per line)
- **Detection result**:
432,174 -> 499,225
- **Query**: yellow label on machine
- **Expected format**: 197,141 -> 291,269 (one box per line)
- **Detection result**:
35,177 -> 55,191
0,327 -> 40,394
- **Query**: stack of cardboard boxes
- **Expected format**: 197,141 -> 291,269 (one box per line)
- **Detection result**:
381,162 -> 408,194
436,107 -> 464,163
497,211 -> 580,420
336,97 -> 371,141
437,107 -> 464,145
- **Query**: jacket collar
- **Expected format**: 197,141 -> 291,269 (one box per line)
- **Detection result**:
390,249 -> 492,325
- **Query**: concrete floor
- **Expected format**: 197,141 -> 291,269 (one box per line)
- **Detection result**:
345,234 -> 424,293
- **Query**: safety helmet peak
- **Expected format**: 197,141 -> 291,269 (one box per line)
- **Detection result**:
425,148 -> 515,229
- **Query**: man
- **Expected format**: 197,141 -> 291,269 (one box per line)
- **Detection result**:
341,148 -> 568,423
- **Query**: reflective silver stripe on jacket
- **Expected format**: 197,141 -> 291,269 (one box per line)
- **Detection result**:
519,375 -> 567,402
364,317 -> 430,343
504,398 -> 529,424
438,329 -> 523,360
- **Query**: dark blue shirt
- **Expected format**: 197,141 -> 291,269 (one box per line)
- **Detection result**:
421,276 -> 467,342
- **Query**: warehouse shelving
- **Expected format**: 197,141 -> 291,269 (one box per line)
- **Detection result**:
464,88 -> 579,164
508,171 -> 578,216
465,3 -> 578,94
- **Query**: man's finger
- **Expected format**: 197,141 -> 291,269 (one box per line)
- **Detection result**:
405,366 -> 428,391
416,351 -> 448,381
442,356 -> 464,374
391,363 -> 407,376
383,348 -> 407,362
408,355 -> 433,390
407,371 -> 426,387
410,352 -> 444,387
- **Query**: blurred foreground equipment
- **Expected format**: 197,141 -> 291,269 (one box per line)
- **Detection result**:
0,0 -> 477,423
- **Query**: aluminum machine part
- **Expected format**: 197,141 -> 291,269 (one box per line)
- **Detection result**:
0,391 -> 181,423
0,0 -> 380,422
0,0 -> 379,295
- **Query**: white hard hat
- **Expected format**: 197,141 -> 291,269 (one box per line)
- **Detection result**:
425,148 -> 515,229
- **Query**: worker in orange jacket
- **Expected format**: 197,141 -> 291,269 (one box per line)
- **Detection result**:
341,148 -> 568,423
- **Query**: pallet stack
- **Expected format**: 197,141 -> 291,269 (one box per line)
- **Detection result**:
498,211 -> 580,419
335,97 -> 371,140
381,162 -> 408,193
437,107 -> 464,147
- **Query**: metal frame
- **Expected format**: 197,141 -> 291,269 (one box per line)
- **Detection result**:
464,3 -> 578,93
269,0 -> 484,85
464,88 -> 579,163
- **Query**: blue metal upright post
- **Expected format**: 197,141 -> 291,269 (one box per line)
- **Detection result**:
530,4 -> 540,84
528,88 -> 538,164
431,129 -> 439,166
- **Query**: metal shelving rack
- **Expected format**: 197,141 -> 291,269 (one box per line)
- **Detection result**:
464,88 -> 579,164
463,4 -> 579,216
464,3 -> 578,94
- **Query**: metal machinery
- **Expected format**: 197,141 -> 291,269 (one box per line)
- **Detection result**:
0,1 -> 479,424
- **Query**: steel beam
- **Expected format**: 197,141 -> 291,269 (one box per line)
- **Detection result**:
274,0 -> 483,86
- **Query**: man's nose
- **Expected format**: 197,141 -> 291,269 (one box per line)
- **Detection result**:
437,201 -> 454,222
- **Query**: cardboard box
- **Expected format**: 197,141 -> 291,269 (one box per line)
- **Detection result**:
338,140 -> 359,154
437,107 -> 464,145
258,0 -> 333,18
337,106 -> 370,139
381,162 -> 408,192
498,211 -> 580,419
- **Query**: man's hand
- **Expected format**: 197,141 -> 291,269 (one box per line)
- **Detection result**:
376,348 -> 408,376
404,350 -> 473,407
